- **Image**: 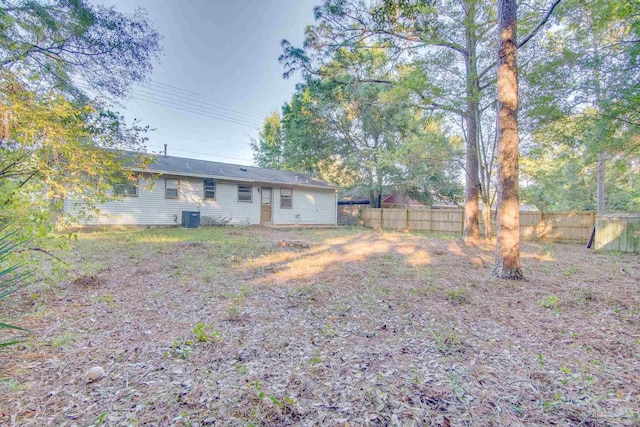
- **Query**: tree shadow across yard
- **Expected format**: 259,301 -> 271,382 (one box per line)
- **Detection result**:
246,232 -> 490,286
0,227 -> 638,426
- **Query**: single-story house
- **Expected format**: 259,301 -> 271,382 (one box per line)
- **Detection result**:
380,194 -> 427,209
64,154 -> 339,226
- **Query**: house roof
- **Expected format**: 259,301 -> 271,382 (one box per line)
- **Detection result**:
338,191 -> 428,206
382,194 -> 426,207
133,153 -> 339,190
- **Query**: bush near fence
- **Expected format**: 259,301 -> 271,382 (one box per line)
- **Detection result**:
337,205 -> 364,226
359,208 -> 595,244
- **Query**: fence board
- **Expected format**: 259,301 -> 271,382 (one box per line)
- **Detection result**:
359,208 -> 595,244
431,210 -> 464,233
363,208 -> 382,229
407,209 -> 432,230
381,208 -> 407,229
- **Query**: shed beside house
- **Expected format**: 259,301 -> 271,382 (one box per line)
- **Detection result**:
594,212 -> 640,253
64,154 -> 339,227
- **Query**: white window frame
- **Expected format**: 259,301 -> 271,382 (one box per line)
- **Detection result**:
280,188 -> 293,209
165,178 -> 179,199
204,179 -> 216,199
237,184 -> 253,202
115,179 -> 139,197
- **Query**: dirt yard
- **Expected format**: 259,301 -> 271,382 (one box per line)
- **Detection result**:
1,227 -> 638,426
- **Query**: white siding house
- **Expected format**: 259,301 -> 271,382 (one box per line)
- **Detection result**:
64,154 -> 339,227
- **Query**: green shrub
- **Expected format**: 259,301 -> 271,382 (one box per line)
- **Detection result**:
193,322 -> 225,345
446,286 -> 469,304
539,295 -> 559,309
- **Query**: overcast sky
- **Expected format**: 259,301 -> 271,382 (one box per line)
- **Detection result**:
102,0 -> 316,165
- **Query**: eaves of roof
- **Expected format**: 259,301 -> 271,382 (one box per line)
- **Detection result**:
132,167 -> 340,191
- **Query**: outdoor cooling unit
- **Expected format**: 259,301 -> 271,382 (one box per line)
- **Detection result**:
181,211 -> 200,228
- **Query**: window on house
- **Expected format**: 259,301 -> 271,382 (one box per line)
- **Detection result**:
204,179 -> 215,199
165,178 -> 179,199
237,185 -> 252,202
114,179 -> 138,197
280,188 -> 292,209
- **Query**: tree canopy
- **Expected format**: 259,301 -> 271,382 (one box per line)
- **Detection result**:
253,46 -> 464,206
520,0 -> 640,212
0,0 -> 161,243
279,0 -> 566,239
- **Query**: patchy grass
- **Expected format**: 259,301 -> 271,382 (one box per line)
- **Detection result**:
0,226 -> 639,426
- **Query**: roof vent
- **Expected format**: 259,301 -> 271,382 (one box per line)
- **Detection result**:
240,167 -> 247,172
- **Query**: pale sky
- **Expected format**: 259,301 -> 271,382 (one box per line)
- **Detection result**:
102,0 -> 316,165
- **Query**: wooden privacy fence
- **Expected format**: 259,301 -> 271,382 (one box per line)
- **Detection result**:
360,208 -> 596,244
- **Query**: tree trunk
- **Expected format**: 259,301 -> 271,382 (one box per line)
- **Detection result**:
463,0 -> 481,241
464,104 -> 481,240
478,139 -> 493,238
482,203 -> 493,238
494,0 -> 523,280
597,150 -> 606,213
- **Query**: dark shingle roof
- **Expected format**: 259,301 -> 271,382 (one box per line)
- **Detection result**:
135,154 -> 338,189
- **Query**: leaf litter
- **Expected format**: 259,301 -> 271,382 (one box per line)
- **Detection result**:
0,227 -> 638,426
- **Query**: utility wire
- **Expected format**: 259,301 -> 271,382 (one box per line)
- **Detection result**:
132,86 -> 263,125
131,93 -> 261,128
133,83 -> 267,122
75,80 -> 265,129
143,79 -> 268,118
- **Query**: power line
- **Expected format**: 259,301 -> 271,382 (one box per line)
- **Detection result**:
74,80 -> 265,129
133,86 -> 264,124
73,81 -> 260,157
144,79 -> 268,118
131,93 -> 262,128
133,83 -> 267,122
132,90 -> 262,127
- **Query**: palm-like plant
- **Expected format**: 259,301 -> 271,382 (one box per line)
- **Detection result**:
0,228 -> 30,348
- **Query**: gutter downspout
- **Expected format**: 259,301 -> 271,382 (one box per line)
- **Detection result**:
335,190 -> 338,226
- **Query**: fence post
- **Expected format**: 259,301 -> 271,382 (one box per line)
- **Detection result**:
405,209 -> 410,230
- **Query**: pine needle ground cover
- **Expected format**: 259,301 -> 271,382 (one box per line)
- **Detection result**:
1,227 -> 638,425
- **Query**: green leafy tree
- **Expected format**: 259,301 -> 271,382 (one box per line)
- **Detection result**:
256,46 -> 463,204
0,0 -> 161,244
1,78 -> 149,237
280,0 -> 562,239
251,112 -> 285,170
521,0 -> 640,212
0,0 -> 160,99
521,113 -> 640,211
